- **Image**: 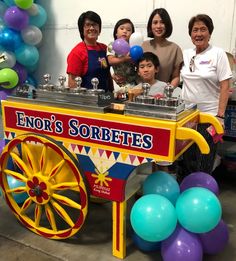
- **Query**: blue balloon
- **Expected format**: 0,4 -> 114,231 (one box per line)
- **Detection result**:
176,187 -> 222,233
15,43 -> 39,66
7,175 -> 28,204
29,4 -> 47,28
132,231 -> 161,252
130,45 -> 143,61
130,194 -> 177,242
24,74 -> 37,86
143,170 -> 180,205
0,27 -> 22,51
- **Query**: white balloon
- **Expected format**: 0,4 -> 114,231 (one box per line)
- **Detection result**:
21,25 -> 43,46
27,3 -> 38,16
0,51 -> 16,68
129,32 -> 144,47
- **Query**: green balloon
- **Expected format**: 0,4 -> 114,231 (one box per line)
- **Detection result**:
0,68 -> 19,89
14,0 -> 33,10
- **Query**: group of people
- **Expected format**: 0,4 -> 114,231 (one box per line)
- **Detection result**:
66,8 -> 232,177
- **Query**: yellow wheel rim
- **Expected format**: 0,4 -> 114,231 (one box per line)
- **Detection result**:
0,134 -> 88,239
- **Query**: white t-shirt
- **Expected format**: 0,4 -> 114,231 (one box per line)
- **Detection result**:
181,45 -> 232,115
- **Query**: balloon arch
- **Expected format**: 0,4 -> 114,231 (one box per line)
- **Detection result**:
0,0 -> 47,91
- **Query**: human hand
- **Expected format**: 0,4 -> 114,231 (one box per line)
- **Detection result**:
216,116 -> 225,128
112,73 -> 126,85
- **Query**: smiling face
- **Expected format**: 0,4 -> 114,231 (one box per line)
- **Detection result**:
83,18 -> 100,45
116,23 -> 133,41
191,21 -> 210,53
151,14 -> 166,39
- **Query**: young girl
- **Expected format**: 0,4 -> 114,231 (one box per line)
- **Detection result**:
107,18 -> 137,92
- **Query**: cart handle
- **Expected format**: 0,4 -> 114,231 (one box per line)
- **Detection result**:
198,112 -> 224,135
176,127 -> 210,154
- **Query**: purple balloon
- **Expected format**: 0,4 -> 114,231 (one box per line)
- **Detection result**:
4,6 -> 29,31
112,38 -> 130,56
12,62 -> 27,84
0,89 -> 12,99
199,219 -> 229,254
0,139 -> 5,154
161,225 -> 203,261
180,172 -> 219,195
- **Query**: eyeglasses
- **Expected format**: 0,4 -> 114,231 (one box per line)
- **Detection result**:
84,22 -> 99,29
189,55 -> 196,72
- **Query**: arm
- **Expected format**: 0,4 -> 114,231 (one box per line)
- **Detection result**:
170,62 -> 183,87
107,54 -> 131,65
68,74 -> 78,88
217,79 -> 230,117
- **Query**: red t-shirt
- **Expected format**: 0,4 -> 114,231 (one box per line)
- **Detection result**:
66,42 -> 107,76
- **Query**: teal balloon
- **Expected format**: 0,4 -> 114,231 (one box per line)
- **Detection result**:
176,187 -> 222,233
7,175 -> 28,204
15,43 -> 39,66
3,0 -> 15,7
29,4 -> 47,28
0,1 -> 7,17
130,194 -> 177,242
143,171 -> 180,205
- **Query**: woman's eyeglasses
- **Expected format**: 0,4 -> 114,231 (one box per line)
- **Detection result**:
189,55 -> 196,72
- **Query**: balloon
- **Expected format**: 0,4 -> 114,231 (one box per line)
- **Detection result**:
161,225 -> 203,261
129,32 -> 144,47
112,38 -> 130,56
12,62 -> 27,84
15,43 -> 39,66
143,170 -> 180,205
0,89 -> 11,100
0,1 -> 8,17
130,45 -> 143,62
132,231 -> 161,252
15,0 -> 33,10
199,219 -> 229,254
27,3 -> 38,16
130,194 -> 177,242
24,61 -> 38,73
0,50 -> 16,68
180,171 -> 219,195
29,4 -> 47,28
24,74 -> 37,86
4,6 -> 29,31
7,175 -> 28,204
0,27 -> 22,51
3,0 -> 15,7
176,187 -> 222,233
21,25 -> 42,46
0,138 -> 5,154
0,67 -> 19,88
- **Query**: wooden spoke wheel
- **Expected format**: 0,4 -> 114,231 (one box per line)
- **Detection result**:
0,134 -> 88,239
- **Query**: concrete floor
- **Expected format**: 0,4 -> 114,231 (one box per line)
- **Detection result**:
0,167 -> 235,261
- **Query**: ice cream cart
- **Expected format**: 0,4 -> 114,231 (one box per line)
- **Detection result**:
0,76 -> 223,259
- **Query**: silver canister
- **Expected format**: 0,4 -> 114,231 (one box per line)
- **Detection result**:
135,95 -> 155,104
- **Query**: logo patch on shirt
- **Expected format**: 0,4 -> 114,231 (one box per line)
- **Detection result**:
199,60 -> 211,65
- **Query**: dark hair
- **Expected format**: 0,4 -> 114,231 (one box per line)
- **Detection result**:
137,52 -> 160,68
147,8 -> 173,38
78,11 -> 102,40
113,18 -> 135,40
188,14 -> 214,36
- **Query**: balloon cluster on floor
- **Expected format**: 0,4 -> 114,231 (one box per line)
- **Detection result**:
0,0 -> 47,96
130,171 -> 229,260
112,32 -> 144,61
